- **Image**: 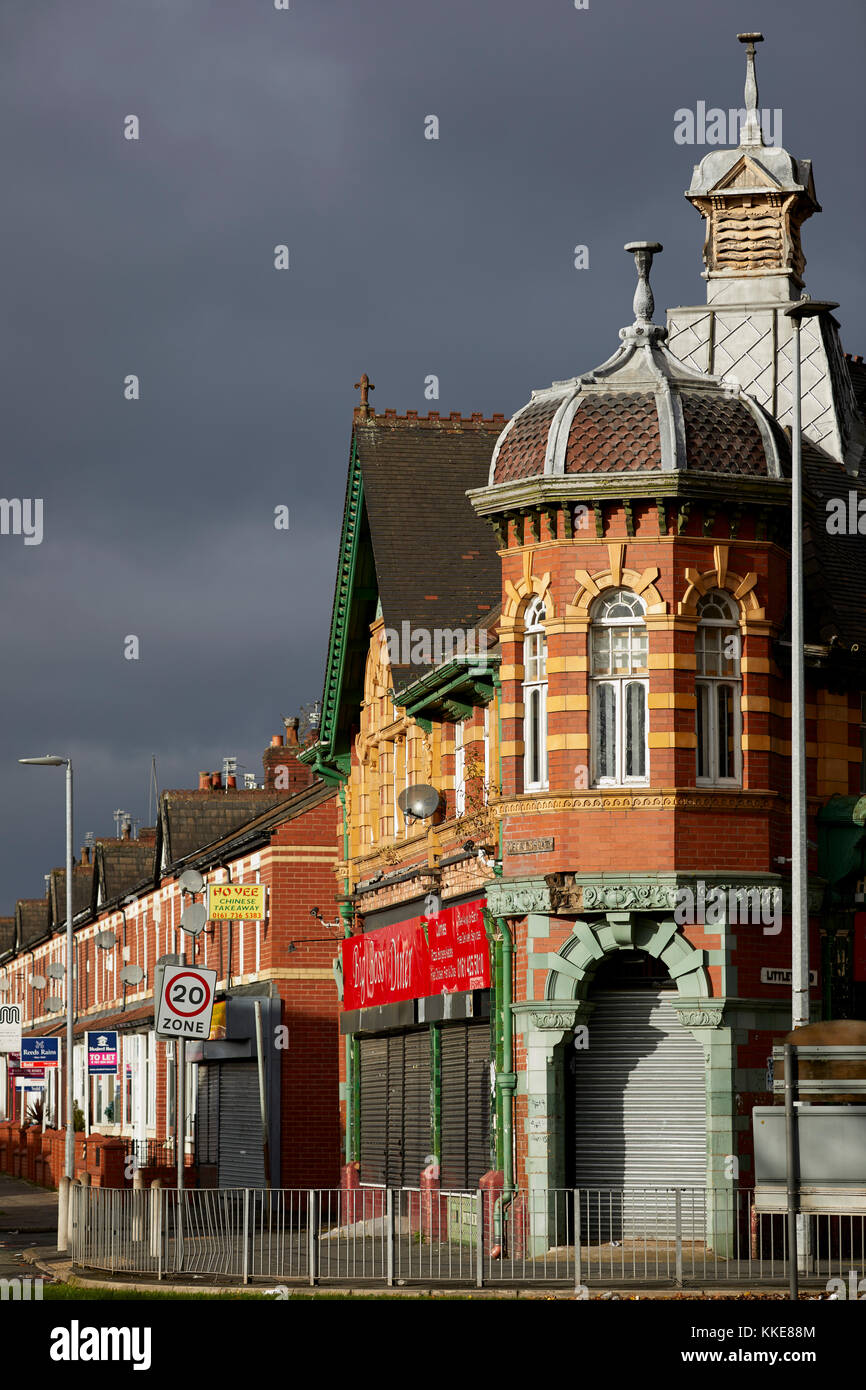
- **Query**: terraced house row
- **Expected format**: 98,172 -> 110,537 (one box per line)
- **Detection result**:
1,727 -> 342,1190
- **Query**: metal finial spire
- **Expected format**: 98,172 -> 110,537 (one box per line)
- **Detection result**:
624,241 -> 663,325
737,32 -> 765,146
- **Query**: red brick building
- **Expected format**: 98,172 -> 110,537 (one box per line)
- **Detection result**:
303,39 -> 866,1256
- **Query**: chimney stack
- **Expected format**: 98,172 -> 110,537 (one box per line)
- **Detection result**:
263,719 -> 316,794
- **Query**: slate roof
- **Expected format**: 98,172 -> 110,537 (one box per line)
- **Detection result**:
93,840 -> 156,908
49,862 -> 95,930
0,917 -> 15,958
159,789 -> 299,867
802,435 -> 866,650
16,898 -> 50,949
355,410 -> 504,682
175,778 -> 338,871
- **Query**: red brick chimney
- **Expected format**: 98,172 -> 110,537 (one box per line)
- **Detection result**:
262,720 -> 315,794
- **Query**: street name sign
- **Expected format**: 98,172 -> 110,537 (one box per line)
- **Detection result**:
156,965 -> 218,1040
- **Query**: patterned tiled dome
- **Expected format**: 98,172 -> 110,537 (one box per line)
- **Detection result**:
489,243 -> 786,485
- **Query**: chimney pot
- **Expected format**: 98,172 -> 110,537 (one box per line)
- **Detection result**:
122,823 -> 131,841
226,774 -> 237,789
270,734 -> 283,747
198,772 -> 211,791
211,772 -> 222,789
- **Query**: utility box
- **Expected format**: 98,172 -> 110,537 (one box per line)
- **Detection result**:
753,1018 -> 866,1213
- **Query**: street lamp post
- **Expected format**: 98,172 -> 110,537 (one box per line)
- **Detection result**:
19,755 -> 74,1180
782,296 -> 839,1295
783,298 -> 838,1030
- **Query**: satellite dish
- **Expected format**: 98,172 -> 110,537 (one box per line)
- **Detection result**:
46,962 -> 65,980
96,930 -> 117,949
179,868 -> 204,895
180,903 -> 207,937
45,995 -> 63,1012
29,974 -> 46,990
398,784 -> 441,821
120,963 -> 145,985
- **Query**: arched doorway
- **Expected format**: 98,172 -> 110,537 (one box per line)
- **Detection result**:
569,951 -> 707,1240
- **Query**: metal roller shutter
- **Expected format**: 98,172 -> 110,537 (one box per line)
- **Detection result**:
574,989 -> 707,1238
440,1021 -> 491,1191
402,1030 -> 431,1184
195,1064 -> 219,1168
218,1062 -> 265,1188
359,1037 -> 388,1184
359,1031 -> 432,1186
385,1034 -> 405,1186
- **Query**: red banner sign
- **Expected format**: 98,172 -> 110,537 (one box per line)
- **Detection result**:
342,918 -> 429,1010
341,899 -> 489,1010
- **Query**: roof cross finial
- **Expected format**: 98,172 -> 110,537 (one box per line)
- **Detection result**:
354,373 -> 375,416
624,241 -> 663,326
737,32 -> 765,147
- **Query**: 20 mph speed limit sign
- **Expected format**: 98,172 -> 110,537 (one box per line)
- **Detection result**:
156,965 -> 218,1039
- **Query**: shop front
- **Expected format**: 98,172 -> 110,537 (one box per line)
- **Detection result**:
341,893 -> 493,1192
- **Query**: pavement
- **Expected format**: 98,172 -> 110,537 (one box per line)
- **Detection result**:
0,1173 -> 60,1282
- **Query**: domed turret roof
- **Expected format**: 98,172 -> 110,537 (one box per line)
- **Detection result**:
488,242 -> 787,486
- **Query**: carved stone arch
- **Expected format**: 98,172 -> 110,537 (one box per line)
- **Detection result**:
567,546 -> 666,621
500,548 -> 555,633
545,913 -> 710,1007
677,544 -> 765,622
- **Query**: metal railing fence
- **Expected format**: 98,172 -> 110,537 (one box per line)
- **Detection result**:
69,1184 -> 866,1289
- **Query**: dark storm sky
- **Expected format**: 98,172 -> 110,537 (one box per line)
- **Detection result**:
2,0 -> 864,902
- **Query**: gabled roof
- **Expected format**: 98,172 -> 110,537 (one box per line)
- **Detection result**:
157,789 -> 297,868
48,861 -> 95,932
93,840 -> 156,910
16,897 -> 50,950
0,917 -> 15,959
802,436 -> 866,655
309,404 -> 504,773
176,778 -> 338,872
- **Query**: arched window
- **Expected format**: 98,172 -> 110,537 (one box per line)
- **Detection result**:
523,596 -> 548,791
695,590 -> 741,784
590,588 -> 648,785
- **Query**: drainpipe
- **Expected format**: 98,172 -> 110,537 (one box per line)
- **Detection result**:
337,783 -> 354,1166
491,915 -> 516,1252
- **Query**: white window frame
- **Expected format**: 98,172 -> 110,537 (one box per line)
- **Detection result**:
522,596 -> 549,792
695,590 -> 742,787
454,719 -> 466,815
590,589 -> 649,787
